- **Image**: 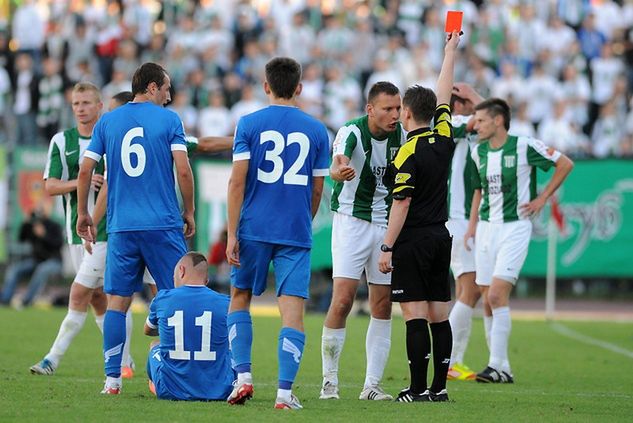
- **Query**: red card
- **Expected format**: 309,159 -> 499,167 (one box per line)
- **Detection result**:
445,11 -> 463,33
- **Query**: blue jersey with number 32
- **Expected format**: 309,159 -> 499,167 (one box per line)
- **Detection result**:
86,102 -> 187,233
233,105 -> 330,248
146,286 -> 234,401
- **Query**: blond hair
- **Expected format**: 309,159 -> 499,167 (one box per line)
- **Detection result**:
72,82 -> 102,102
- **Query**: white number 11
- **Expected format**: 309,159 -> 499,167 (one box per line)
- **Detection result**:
166,310 -> 216,361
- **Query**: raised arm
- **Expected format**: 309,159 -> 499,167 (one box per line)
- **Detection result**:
436,31 -> 461,107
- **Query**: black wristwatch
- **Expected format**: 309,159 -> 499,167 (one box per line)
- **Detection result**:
380,244 -> 393,252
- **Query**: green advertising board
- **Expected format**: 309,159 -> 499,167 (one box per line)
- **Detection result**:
193,159 -> 633,277
522,159 -> 633,277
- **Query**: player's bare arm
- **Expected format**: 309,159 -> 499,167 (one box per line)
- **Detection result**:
144,322 -> 158,337
435,31 -> 461,107
330,154 -> 355,182
378,197 -> 411,274
520,154 -> 574,217
173,150 -> 196,238
45,174 -> 103,196
226,159 -> 249,267
311,176 -> 325,219
196,136 -> 234,154
76,157 -> 99,243
464,188 -> 481,251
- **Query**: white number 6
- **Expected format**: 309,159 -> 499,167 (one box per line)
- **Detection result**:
121,127 -> 146,177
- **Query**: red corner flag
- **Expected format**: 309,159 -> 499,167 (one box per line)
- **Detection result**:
550,196 -> 565,234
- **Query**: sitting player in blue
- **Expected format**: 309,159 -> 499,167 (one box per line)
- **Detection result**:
225,57 -> 330,409
144,252 -> 234,401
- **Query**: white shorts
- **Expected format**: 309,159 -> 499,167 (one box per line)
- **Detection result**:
445,218 -> 476,278
475,220 -> 532,286
331,213 -> 390,285
70,242 -> 107,289
68,243 -> 156,288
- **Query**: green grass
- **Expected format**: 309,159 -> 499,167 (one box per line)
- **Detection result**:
1,308 -> 632,422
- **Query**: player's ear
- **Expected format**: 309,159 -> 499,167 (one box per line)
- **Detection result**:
366,102 -> 373,117
263,81 -> 271,95
294,82 -> 302,97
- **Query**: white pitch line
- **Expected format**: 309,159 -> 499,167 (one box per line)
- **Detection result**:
550,322 -> 633,359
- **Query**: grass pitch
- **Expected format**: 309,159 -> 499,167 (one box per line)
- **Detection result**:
1,307 -> 632,422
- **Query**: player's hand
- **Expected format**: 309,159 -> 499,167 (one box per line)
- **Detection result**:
91,174 -> 105,191
338,165 -> 356,181
520,196 -> 546,219
378,251 -> 393,274
77,213 -> 96,243
183,212 -> 196,238
452,82 -> 474,100
84,239 -> 93,255
445,31 -> 461,51
464,227 -> 476,251
226,235 -> 240,267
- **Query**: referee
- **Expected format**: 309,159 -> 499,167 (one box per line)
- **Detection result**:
378,31 -> 461,402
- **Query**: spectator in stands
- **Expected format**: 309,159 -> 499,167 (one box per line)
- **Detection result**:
1,208 -> 63,307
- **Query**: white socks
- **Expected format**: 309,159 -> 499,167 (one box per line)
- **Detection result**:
321,326 -> 346,385
95,313 -> 104,333
363,317 -> 391,389
122,309 -> 133,367
489,306 -> 511,373
46,309 -> 87,366
277,388 -> 292,401
448,301 -> 473,365
483,315 -> 493,350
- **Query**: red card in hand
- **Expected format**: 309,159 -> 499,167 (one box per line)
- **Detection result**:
445,11 -> 463,33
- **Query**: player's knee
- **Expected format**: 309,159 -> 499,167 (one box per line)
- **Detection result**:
330,296 -> 354,317
459,286 -> 481,307
371,297 -> 392,319
487,291 -> 506,309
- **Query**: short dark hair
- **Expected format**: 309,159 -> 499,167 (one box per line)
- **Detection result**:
265,57 -> 301,99
402,85 -> 437,123
474,98 -> 511,130
367,81 -> 400,103
184,251 -> 208,268
112,91 -> 133,106
132,62 -> 167,96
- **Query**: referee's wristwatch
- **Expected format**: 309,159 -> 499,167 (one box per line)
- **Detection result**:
380,244 -> 393,252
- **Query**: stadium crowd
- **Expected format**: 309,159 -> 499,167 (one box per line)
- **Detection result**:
1,0 -> 633,158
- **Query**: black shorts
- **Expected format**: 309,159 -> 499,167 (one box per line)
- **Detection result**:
390,224 -> 452,303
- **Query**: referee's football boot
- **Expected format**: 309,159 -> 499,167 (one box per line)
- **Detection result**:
476,366 -> 514,383
429,389 -> 450,402
319,380 -> 339,399
30,358 -> 56,375
359,384 -> 393,401
394,387 -> 431,402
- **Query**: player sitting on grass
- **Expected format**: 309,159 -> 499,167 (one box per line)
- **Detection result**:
144,252 -> 234,401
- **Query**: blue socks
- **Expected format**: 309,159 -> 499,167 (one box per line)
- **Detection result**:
103,310 -> 126,377
278,327 -> 305,390
227,310 -> 253,374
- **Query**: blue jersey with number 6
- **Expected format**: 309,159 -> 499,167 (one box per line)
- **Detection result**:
86,102 -> 187,233
146,286 -> 234,401
233,105 -> 330,248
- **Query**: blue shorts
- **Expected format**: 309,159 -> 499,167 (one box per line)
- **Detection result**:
147,344 -> 161,384
230,239 -> 310,298
105,229 -> 187,296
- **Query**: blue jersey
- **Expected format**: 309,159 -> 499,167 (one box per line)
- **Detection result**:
233,105 -> 329,248
86,102 -> 187,233
146,286 -> 234,401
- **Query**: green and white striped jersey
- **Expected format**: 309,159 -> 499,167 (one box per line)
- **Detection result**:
448,115 -> 478,220
471,135 -> 560,223
331,116 -> 406,226
43,128 -> 106,244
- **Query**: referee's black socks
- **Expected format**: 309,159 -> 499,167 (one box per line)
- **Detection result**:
430,320 -> 452,394
405,319 -> 431,394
